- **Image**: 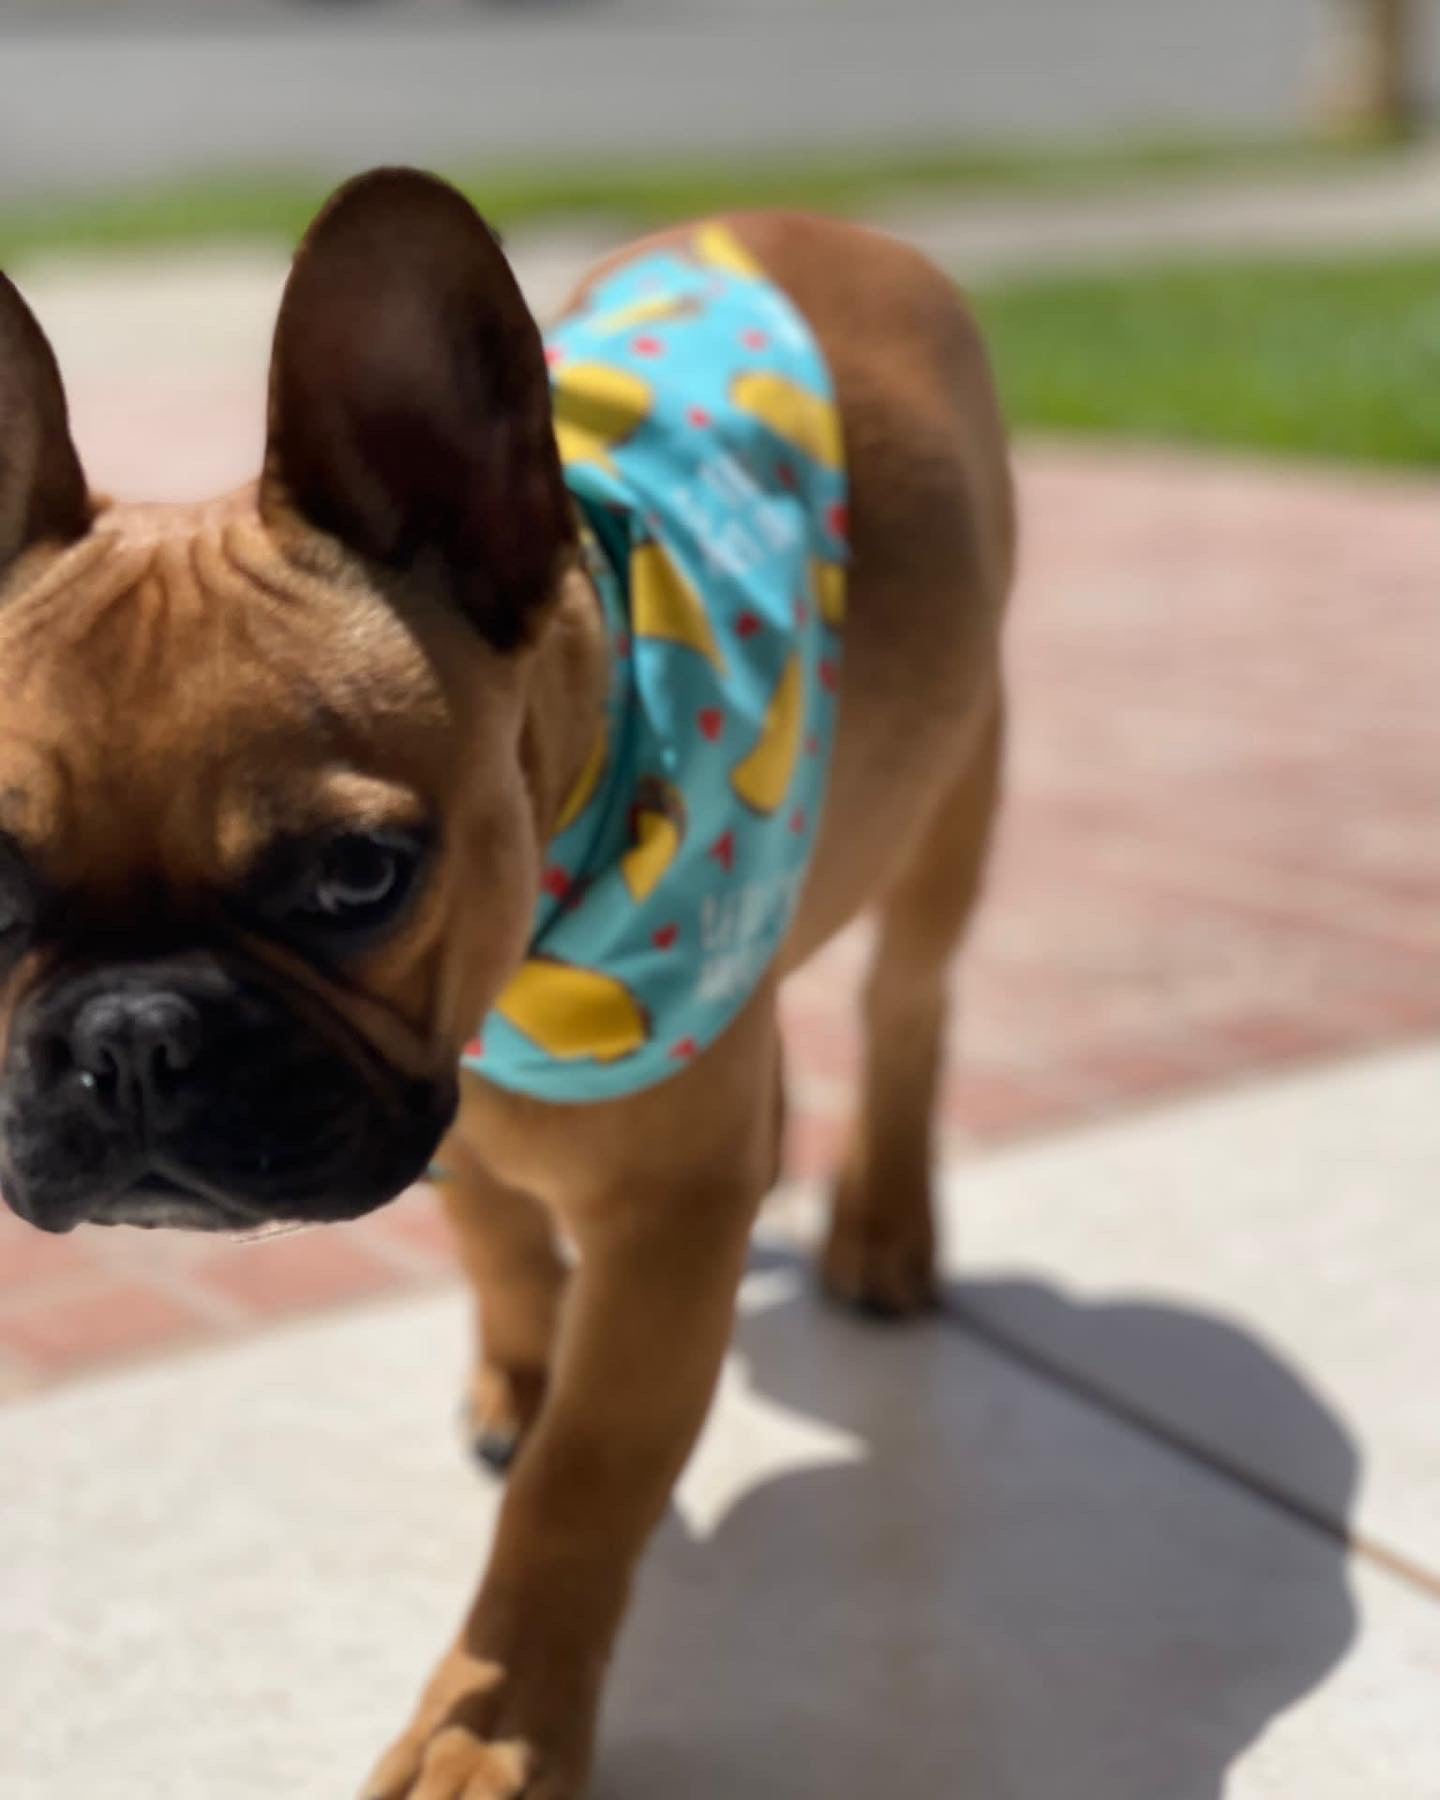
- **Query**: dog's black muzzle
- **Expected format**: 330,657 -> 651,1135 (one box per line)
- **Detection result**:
0,951 -> 455,1234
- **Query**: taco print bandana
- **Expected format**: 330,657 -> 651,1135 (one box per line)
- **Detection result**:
464,223 -> 847,1103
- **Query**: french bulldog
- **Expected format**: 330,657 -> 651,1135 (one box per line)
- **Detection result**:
0,170 -> 1013,1797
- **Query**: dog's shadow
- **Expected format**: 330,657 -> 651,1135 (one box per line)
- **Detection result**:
594,1256 -> 1359,1799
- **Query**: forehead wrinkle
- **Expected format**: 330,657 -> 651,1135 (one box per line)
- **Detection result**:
0,543 -> 283,887
0,535 -> 155,678
212,519 -> 456,764
0,505 -> 463,906
195,519 -> 309,615
0,530 -> 111,613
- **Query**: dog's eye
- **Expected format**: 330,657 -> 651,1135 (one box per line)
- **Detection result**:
290,831 -> 423,933
246,823 -> 433,955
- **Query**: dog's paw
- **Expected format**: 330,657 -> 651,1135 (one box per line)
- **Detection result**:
820,1197 -> 937,1319
361,1654 -> 537,1800
363,1723 -> 530,1800
462,1361 -> 549,1473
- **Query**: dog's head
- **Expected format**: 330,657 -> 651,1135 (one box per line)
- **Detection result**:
0,170 -> 593,1234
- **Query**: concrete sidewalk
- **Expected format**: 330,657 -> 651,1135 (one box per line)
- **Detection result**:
3,1041 -> 1439,1798
878,138 -> 1440,275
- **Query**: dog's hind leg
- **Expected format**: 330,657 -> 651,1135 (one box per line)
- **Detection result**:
438,1137 -> 570,1470
821,678 -> 1004,1317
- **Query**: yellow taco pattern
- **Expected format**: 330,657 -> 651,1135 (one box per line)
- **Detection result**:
631,540 -> 728,673
492,958 -> 648,1064
731,371 -> 844,472
732,652 -> 806,815
552,362 -> 654,472
622,778 -> 687,903
692,222 -> 765,279
811,558 -> 846,630
588,292 -> 704,336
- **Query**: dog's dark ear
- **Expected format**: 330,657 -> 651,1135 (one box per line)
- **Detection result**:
0,273 -> 89,574
262,168 -> 575,650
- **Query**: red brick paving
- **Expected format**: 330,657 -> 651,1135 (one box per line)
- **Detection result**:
188,1230 -> 401,1318
2,442 -> 1436,1394
0,1275 -> 213,1374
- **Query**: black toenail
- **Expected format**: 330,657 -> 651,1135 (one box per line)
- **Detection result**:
472,1428 -> 519,1474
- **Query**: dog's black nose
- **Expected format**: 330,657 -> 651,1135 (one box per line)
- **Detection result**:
71,991 -> 202,1129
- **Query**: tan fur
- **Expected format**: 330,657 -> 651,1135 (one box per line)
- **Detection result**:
366,214 -> 1013,1799
0,198 -> 1011,1799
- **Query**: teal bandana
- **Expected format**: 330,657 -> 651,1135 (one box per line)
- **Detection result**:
463,224 -> 847,1103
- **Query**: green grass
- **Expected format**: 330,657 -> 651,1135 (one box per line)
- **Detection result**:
974,251 -> 1440,467
3,128 -> 1426,469
0,131 -> 1395,266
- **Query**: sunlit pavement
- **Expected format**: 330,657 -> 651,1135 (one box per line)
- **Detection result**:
0,236 -> 1437,1794
4,1040 -> 1440,1797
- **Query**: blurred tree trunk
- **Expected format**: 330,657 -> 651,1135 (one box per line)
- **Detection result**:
1318,0 -> 1421,135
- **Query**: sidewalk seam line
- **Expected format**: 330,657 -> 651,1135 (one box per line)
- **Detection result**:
949,1301 -> 1440,1607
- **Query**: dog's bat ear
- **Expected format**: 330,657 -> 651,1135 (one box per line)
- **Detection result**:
0,273 -> 90,574
261,168 -> 576,650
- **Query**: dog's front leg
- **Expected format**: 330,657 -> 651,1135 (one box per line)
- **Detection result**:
362,1055 -> 772,1799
